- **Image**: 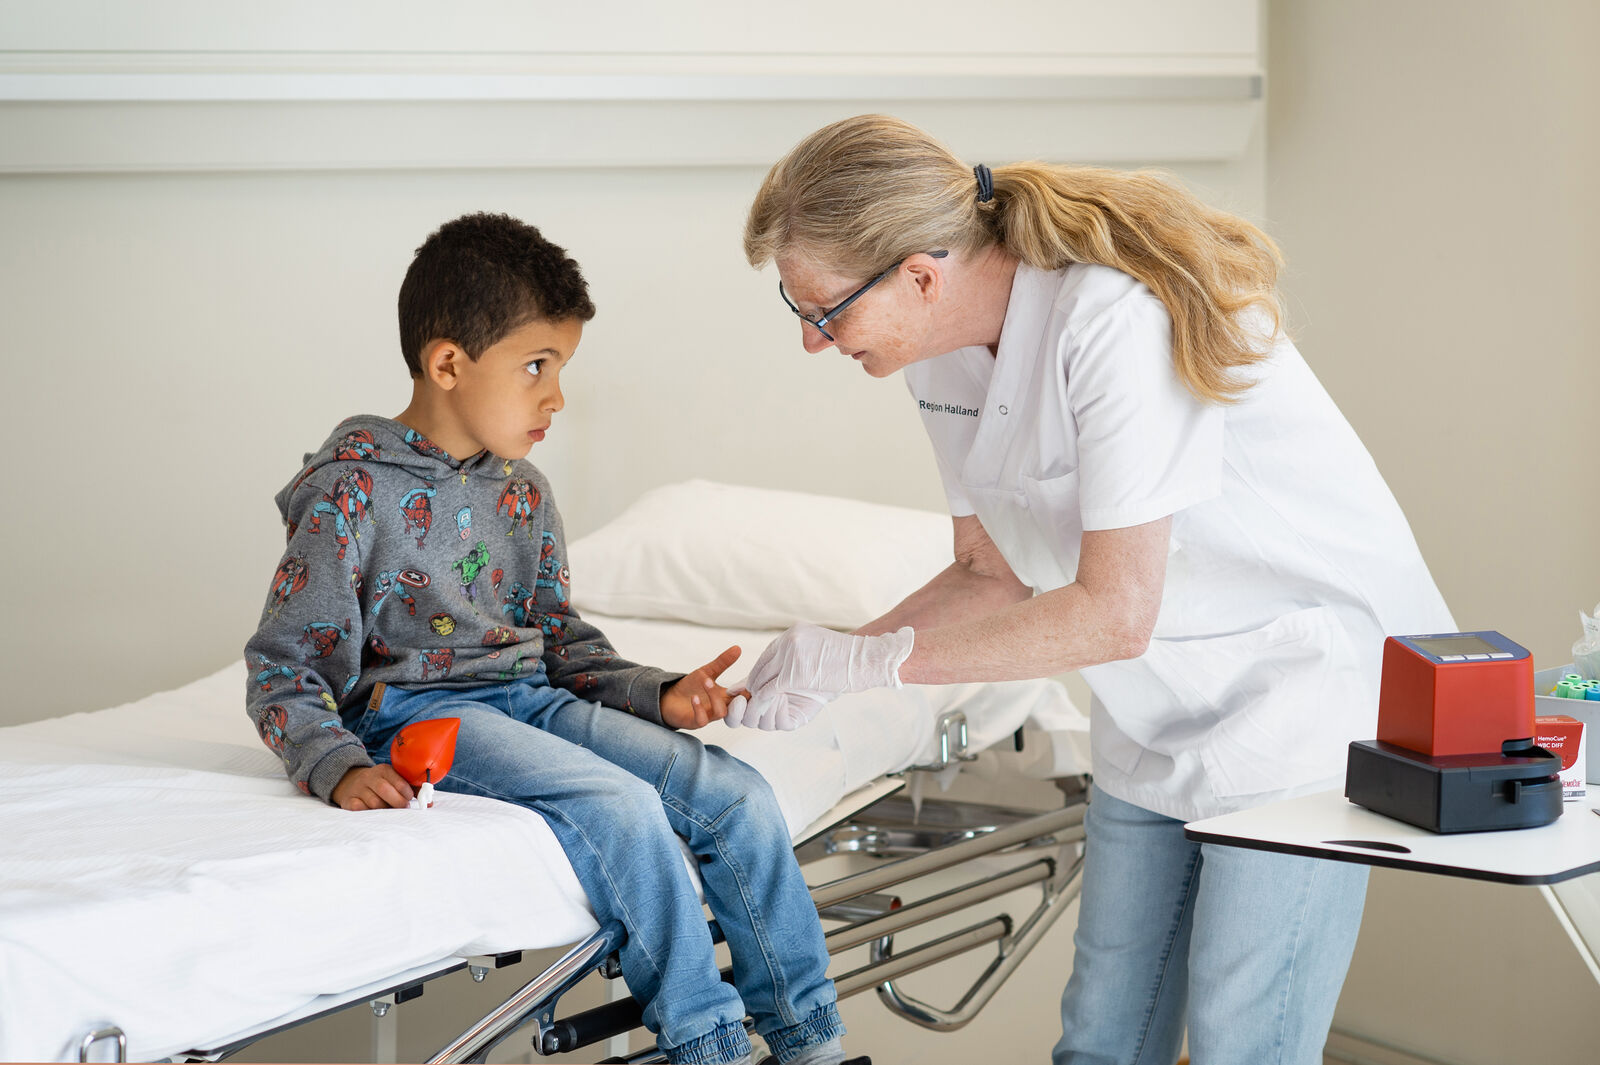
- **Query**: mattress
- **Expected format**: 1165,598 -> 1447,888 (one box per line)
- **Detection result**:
0,614 -> 1086,1062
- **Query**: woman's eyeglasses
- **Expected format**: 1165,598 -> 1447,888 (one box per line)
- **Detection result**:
778,250 -> 948,342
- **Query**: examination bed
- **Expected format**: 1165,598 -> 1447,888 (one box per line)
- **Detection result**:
0,481 -> 1092,1063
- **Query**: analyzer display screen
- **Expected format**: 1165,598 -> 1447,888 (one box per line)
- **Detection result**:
1410,635 -> 1502,657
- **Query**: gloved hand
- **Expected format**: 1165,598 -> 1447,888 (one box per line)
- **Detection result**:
724,623 -> 915,731
724,689 -> 829,731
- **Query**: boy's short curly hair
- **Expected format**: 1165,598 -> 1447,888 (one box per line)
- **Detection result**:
398,212 -> 596,376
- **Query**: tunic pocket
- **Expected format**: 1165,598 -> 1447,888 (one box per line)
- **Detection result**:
1011,471 -> 1083,593
1142,606 -> 1364,798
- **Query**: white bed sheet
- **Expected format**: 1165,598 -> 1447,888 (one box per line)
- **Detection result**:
0,618 -> 1085,1062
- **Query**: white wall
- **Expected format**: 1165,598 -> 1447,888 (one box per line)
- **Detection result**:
1266,0 -> 1600,666
0,1 -> 1265,727
1265,3 -> 1600,1062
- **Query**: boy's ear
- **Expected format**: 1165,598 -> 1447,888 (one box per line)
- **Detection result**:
421,339 -> 466,390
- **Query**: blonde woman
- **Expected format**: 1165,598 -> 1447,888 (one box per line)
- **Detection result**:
733,115 -> 1455,1065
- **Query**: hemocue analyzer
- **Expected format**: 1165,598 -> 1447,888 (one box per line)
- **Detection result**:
1345,631 -> 1563,833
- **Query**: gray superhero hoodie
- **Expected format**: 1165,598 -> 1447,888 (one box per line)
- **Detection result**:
243,415 -> 680,802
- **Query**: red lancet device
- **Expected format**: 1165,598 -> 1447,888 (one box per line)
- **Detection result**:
1346,632 -> 1561,833
389,717 -> 460,809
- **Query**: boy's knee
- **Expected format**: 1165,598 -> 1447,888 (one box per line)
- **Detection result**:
710,757 -> 787,832
598,775 -> 670,829
695,747 -> 763,794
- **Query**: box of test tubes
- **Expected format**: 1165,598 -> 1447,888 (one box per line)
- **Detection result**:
1534,665 -> 1600,783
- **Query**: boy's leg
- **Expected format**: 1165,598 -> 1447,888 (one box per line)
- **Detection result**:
1184,843 -> 1367,1065
350,683 -> 751,1065
1053,787 -> 1196,1065
531,698 -> 843,1063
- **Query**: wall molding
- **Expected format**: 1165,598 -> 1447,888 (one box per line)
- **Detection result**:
0,51 -> 1261,103
0,52 -> 1262,173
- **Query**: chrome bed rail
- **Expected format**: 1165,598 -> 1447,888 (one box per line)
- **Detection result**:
818,793 -> 1086,1031
426,922 -> 626,1064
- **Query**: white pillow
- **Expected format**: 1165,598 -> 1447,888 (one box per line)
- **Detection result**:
568,480 -> 953,630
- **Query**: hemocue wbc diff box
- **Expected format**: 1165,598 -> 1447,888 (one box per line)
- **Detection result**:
1535,715 -> 1587,801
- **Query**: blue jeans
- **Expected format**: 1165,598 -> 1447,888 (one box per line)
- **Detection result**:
349,671 -> 843,1065
1053,787 -> 1367,1065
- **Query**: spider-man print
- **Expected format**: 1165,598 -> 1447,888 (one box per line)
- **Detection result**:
252,654 -> 305,693
418,648 -> 455,681
299,618 -> 351,662
399,485 -> 437,548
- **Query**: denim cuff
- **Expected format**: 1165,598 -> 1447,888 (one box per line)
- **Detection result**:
664,1019 -> 751,1065
763,1002 -> 846,1062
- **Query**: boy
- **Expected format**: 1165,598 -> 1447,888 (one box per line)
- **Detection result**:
244,213 -> 859,1065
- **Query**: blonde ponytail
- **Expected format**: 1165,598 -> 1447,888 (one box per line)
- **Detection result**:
745,115 -> 1284,403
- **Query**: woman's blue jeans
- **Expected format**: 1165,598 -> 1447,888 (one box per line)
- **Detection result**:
1053,787 -> 1368,1065
349,671 -> 842,1065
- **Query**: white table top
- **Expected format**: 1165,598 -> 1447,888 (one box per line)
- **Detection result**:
1185,790 -> 1600,885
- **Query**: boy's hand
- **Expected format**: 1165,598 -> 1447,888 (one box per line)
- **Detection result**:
660,645 -> 742,730
332,764 -> 415,810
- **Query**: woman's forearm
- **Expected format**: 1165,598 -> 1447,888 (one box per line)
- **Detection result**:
896,517 -> 1171,685
898,582 -> 1149,684
854,559 -> 1032,637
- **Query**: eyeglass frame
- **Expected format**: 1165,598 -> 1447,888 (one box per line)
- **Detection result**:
778,249 -> 949,342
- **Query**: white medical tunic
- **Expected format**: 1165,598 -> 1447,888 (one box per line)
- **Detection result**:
903,263 -> 1454,821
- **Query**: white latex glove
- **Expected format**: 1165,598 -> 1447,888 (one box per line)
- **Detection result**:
746,689 -> 833,732
724,690 -> 754,728
727,623 -> 914,731
724,688 -> 810,729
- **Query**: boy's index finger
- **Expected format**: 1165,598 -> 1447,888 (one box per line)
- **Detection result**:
698,645 -> 742,681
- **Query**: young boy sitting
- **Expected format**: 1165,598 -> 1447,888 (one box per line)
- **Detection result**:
243,212 -> 860,1065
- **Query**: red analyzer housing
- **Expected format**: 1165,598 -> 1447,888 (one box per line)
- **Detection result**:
1376,634 -> 1534,756
1346,631 -> 1561,833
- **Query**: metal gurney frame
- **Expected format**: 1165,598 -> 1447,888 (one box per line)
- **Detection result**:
426,712 -> 1090,1065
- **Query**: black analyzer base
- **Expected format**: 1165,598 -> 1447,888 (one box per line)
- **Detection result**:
1345,739 -> 1563,834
